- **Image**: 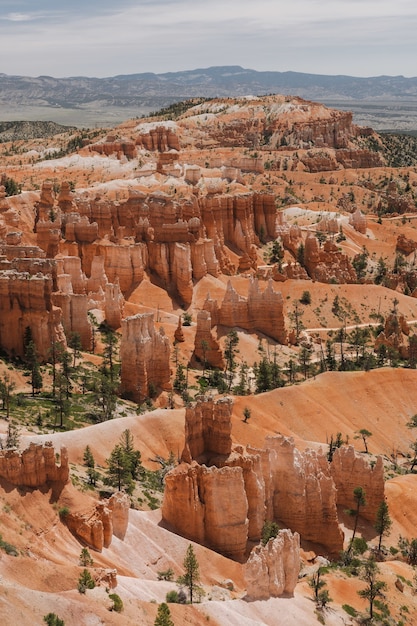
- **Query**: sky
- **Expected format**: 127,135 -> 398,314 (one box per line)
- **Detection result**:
1,0 -> 417,79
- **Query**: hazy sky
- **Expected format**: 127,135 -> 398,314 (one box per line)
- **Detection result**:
1,0 -> 417,78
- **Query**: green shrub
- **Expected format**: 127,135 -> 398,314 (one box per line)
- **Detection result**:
300,290 -> 311,305
109,593 -> 123,612
342,604 -> 357,617
157,568 -> 174,581
58,506 -> 70,520
165,590 -> 179,603
351,537 -> 368,555
43,614 -> 65,626
0,534 -> 18,556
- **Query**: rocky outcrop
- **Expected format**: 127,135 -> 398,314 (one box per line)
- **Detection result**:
304,234 -> 357,283
0,442 -> 69,486
66,501 -> 113,552
120,313 -> 171,402
180,96 -> 357,150
374,311 -> 410,359
204,278 -> 287,344
266,436 -> 343,557
163,398 -> 345,559
330,446 -> 385,523
396,234 -> 417,256
182,396 -> 233,463
163,461 -> 249,559
106,492 -> 130,540
66,491 -> 130,551
193,310 -> 225,370
350,209 -> 367,234
135,122 -> 180,152
88,135 -> 137,159
245,530 -> 300,600
0,269 -> 66,359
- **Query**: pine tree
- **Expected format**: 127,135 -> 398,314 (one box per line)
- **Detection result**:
177,544 -> 201,604
154,602 -> 174,626
105,444 -> 133,493
357,557 -> 386,620
347,486 -> 366,552
83,445 -> 98,486
24,337 -> 43,396
68,331 -> 82,368
0,373 -> 15,420
374,500 -> 392,553
79,547 -> 93,567
77,568 -> 95,593
118,429 -> 142,480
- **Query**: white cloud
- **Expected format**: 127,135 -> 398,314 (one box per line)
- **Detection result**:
4,12 -> 33,21
0,0 -> 416,77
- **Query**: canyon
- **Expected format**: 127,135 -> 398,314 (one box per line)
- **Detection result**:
1,92 -> 417,625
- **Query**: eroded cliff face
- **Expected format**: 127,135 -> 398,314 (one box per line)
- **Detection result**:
330,446 -> 385,523
245,529 -> 300,600
120,312 -> 171,402
66,491 -> 130,552
374,311 -> 410,359
266,435 -> 343,556
193,310 -> 225,370
163,397 -> 349,561
0,442 -> 69,487
203,278 -> 288,344
304,234 -> 357,283
0,269 -> 66,359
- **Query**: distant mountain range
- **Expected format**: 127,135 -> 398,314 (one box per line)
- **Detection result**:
1,66 -> 417,130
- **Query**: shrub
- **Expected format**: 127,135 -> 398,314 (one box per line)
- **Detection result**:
157,568 -> 174,581
261,520 -> 279,546
342,604 -> 357,617
109,593 -> 123,612
300,290 -> 311,305
43,614 -> 65,626
351,537 -> 368,555
0,534 -> 18,556
79,547 -> 93,567
165,590 -> 179,603
58,506 -> 69,520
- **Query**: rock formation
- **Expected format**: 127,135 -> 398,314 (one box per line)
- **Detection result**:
374,310 -> 410,359
120,313 -> 171,402
0,269 -> 66,359
181,396 -> 233,463
66,501 -> 113,552
0,442 -> 69,486
193,310 -> 225,370
330,446 -> 385,523
396,234 -> 417,256
163,397 -> 345,560
245,530 -> 300,600
304,234 -> 357,283
204,278 -> 288,344
350,208 -> 367,234
107,491 -> 130,540
66,491 -> 130,551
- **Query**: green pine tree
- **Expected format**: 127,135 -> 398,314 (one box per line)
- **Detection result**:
177,544 -> 201,604
154,602 -> 174,626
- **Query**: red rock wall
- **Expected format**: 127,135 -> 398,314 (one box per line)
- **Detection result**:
330,446 -> 385,523
0,443 -> 69,486
120,313 -> 171,402
245,529 -> 300,599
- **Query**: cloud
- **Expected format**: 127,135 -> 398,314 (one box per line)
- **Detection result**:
0,0 -> 416,77
3,12 -> 33,21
